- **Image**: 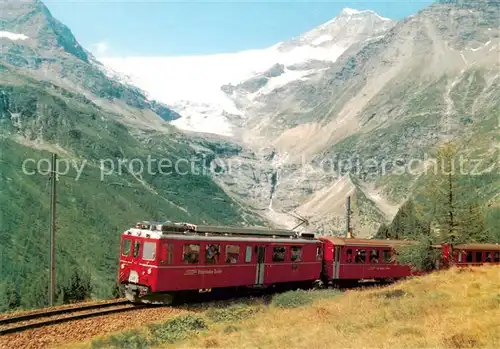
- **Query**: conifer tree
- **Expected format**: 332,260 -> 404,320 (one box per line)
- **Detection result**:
62,267 -> 93,303
375,199 -> 431,240
394,141 -> 493,270
375,223 -> 390,239
415,141 -> 485,244
0,278 -> 21,311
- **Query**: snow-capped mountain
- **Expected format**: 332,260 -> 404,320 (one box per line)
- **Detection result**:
99,8 -> 395,137
277,8 -> 393,51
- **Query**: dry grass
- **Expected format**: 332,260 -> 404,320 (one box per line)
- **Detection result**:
166,266 -> 500,349
73,265 -> 500,349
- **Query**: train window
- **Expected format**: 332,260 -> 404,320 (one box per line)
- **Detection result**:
272,247 -> 286,262
133,241 -> 140,258
346,249 -> 353,263
316,246 -> 322,260
383,250 -> 392,263
475,252 -> 482,262
494,252 -> 500,262
355,249 -> 366,263
205,244 -> 220,264
122,239 -> 132,257
168,244 -> 173,264
457,251 -> 463,263
466,252 -> 473,262
369,249 -> 379,263
245,246 -> 252,263
226,245 -> 240,263
142,242 -> 156,261
291,246 -> 302,262
485,252 -> 492,262
183,244 -> 200,264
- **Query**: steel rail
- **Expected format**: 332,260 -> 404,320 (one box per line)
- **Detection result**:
0,300 -> 143,335
0,299 -> 129,326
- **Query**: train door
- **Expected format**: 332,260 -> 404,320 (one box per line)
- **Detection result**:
121,237 -> 140,265
119,236 -> 141,284
255,246 -> 266,285
333,246 -> 341,279
127,239 -> 142,284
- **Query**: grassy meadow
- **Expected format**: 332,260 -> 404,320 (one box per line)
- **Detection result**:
63,265 -> 500,349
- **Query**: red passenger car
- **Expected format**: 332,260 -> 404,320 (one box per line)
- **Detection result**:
319,236 -> 419,286
443,243 -> 500,267
118,221 -> 323,304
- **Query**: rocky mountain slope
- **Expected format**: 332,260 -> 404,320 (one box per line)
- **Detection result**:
213,0 -> 500,235
0,0 -> 264,310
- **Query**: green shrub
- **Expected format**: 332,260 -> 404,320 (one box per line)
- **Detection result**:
205,304 -> 261,323
90,338 -> 108,349
271,289 -> 343,309
377,289 -> 412,299
147,314 -> 208,345
223,325 -> 241,333
309,289 -> 343,301
395,237 -> 441,272
91,329 -> 149,349
270,290 -> 314,308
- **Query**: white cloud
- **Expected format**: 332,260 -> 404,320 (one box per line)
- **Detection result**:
91,41 -> 109,55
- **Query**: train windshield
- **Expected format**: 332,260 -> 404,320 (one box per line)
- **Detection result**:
122,238 -> 140,258
121,237 -> 157,261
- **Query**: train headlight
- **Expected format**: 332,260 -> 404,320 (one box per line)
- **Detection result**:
147,268 -> 152,275
121,264 -> 124,269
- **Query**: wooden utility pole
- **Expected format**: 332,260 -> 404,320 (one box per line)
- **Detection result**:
346,196 -> 352,238
49,153 -> 57,306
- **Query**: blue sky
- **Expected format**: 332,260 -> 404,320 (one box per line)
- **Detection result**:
44,0 -> 434,57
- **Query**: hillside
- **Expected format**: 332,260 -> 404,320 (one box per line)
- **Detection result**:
43,265 -> 499,349
0,0 -> 265,311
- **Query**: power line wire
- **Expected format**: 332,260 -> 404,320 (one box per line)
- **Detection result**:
0,158 -> 233,202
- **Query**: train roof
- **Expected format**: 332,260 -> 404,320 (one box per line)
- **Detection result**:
124,221 -> 317,240
319,236 -> 417,247
454,243 -> 500,251
320,237 -> 500,250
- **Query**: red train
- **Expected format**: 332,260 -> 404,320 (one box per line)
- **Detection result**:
117,221 -> 500,304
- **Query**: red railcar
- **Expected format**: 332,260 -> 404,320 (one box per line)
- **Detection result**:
443,243 -> 500,267
319,236 -> 420,286
118,221 -> 322,303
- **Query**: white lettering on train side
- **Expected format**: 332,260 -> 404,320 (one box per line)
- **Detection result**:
183,269 -> 223,275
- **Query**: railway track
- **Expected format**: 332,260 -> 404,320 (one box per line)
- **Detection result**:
0,299 -> 143,335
